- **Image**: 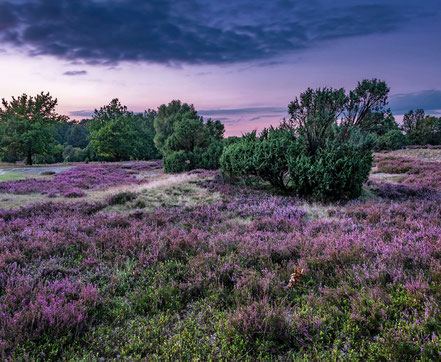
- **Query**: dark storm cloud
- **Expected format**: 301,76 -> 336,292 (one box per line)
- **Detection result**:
63,70 -> 87,76
390,90 -> 441,114
0,0 -> 438,65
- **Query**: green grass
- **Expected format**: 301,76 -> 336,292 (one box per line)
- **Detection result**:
0,172 -> 28,181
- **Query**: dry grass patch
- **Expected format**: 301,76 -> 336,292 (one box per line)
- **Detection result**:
103,175 -> 221,214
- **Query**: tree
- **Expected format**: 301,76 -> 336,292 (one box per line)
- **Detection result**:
88,99 -> 160,161
402,109 -> 425,135
161,114 -> 225,173
133,110 -> 161,160
164,117 -> 209,154
89,114 -> 139,161
153,100 -> 199,155
284,79 -> 390,155
402,109 -> 441,145
0,92 -> 68,165
89,98 -> 129,131
342,79 -> 390,132
284,87 -> 346,155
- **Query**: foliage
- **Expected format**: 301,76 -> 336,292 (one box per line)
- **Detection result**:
375,129 -> 408,151
54,119 -> 90,149
164,117 -> 209,154
161,109 -> 225,173
88,99 -> 160,161
133,111 -> 161,160
402,109 -> 441,145
284,79 -> 390,156
163,150 -> 190,173
153,100 -> 199,155
285,87 -> 346,154
1,156 -> 441,359
90,114 -> 140,161
192,141 -> 224,170
0,92 -> 68,165
220,132 -> 258,180
222,80 -> 384,200
62,145 -> 87,163
288,138 -> 373,201
221,128 -> 297,189
342,78 -> 390,132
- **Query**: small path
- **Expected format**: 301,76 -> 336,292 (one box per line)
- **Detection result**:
4,166 -> 73,174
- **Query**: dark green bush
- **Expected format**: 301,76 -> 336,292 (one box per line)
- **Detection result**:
163,151 -> 190,173
289,140 -> 373,201
252,128 -> 297,189
107,191 -> 137,205
220,132 -> 258,179
221,129 -> 373,201
162,116 -> 225,173
375,129 -> 408,150
192,141 -> 224,170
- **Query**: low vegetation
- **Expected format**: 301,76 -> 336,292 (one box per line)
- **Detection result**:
1,79 -> 441,359
1,152 -> 441,359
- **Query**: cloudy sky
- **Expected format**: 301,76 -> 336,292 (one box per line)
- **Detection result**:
0,0 -> 440,135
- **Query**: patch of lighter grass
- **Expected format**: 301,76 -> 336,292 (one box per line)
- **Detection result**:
369,172 -> 405,183
299,202 -> 339,221
85,172 -> 190,201
0,171 -> 54,182
0,193 -> 73,209
103,175 -> 221,214
0,172 -> 28,181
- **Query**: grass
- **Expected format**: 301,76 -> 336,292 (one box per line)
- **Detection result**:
0,172 -> 29,181
103,178 -> 222,214
2,156 -> 441,360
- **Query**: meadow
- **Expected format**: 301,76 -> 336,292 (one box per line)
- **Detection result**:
1,150 -> 441,360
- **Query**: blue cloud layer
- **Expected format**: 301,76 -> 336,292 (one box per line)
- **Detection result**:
389,90 -> 441,114
0,0 -> 438,65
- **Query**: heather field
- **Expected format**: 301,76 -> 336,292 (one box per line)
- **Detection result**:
1,152 -> 441,360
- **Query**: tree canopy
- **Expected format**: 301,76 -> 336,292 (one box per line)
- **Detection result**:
0,92 -> 67,164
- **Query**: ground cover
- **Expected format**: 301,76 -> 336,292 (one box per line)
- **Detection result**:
0,153 -> 440,360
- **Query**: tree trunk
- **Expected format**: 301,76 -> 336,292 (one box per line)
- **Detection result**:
27,150 -> 33,165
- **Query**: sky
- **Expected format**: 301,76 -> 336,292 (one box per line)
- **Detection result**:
0,0 -> 440,136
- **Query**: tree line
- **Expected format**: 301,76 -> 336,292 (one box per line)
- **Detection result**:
1,83 -> 440,201
0,94 -> 228,166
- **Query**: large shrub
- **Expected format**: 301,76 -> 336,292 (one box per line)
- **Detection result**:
222,131 -> 372,201
375,129 -> 408,150
163,150 -> 190,173
252,128 -> 296,189
288,140 -> 372,201
220,132 -> 258,180
162,114 -> 225,173
221,79 -> 385,201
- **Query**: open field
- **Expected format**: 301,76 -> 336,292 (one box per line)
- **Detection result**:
1,150 -> 441,359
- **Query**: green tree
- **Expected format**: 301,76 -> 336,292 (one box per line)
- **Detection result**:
65,122 -> 90,148
162,115 -> 225,173
133,110 -> 161,160
0,92 -> 67,165
153,100 -> 199,155
164,117 -> 209,154
90,114 -> 139,161
284,87 -> 346,155
88,99 -> 160,161
89,98 -> 129,132
342,79 -> 390,132
402,109 -> 441,145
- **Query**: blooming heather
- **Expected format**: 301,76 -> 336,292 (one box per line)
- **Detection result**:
0,155 -> 441,359
0,160 -> 162,197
